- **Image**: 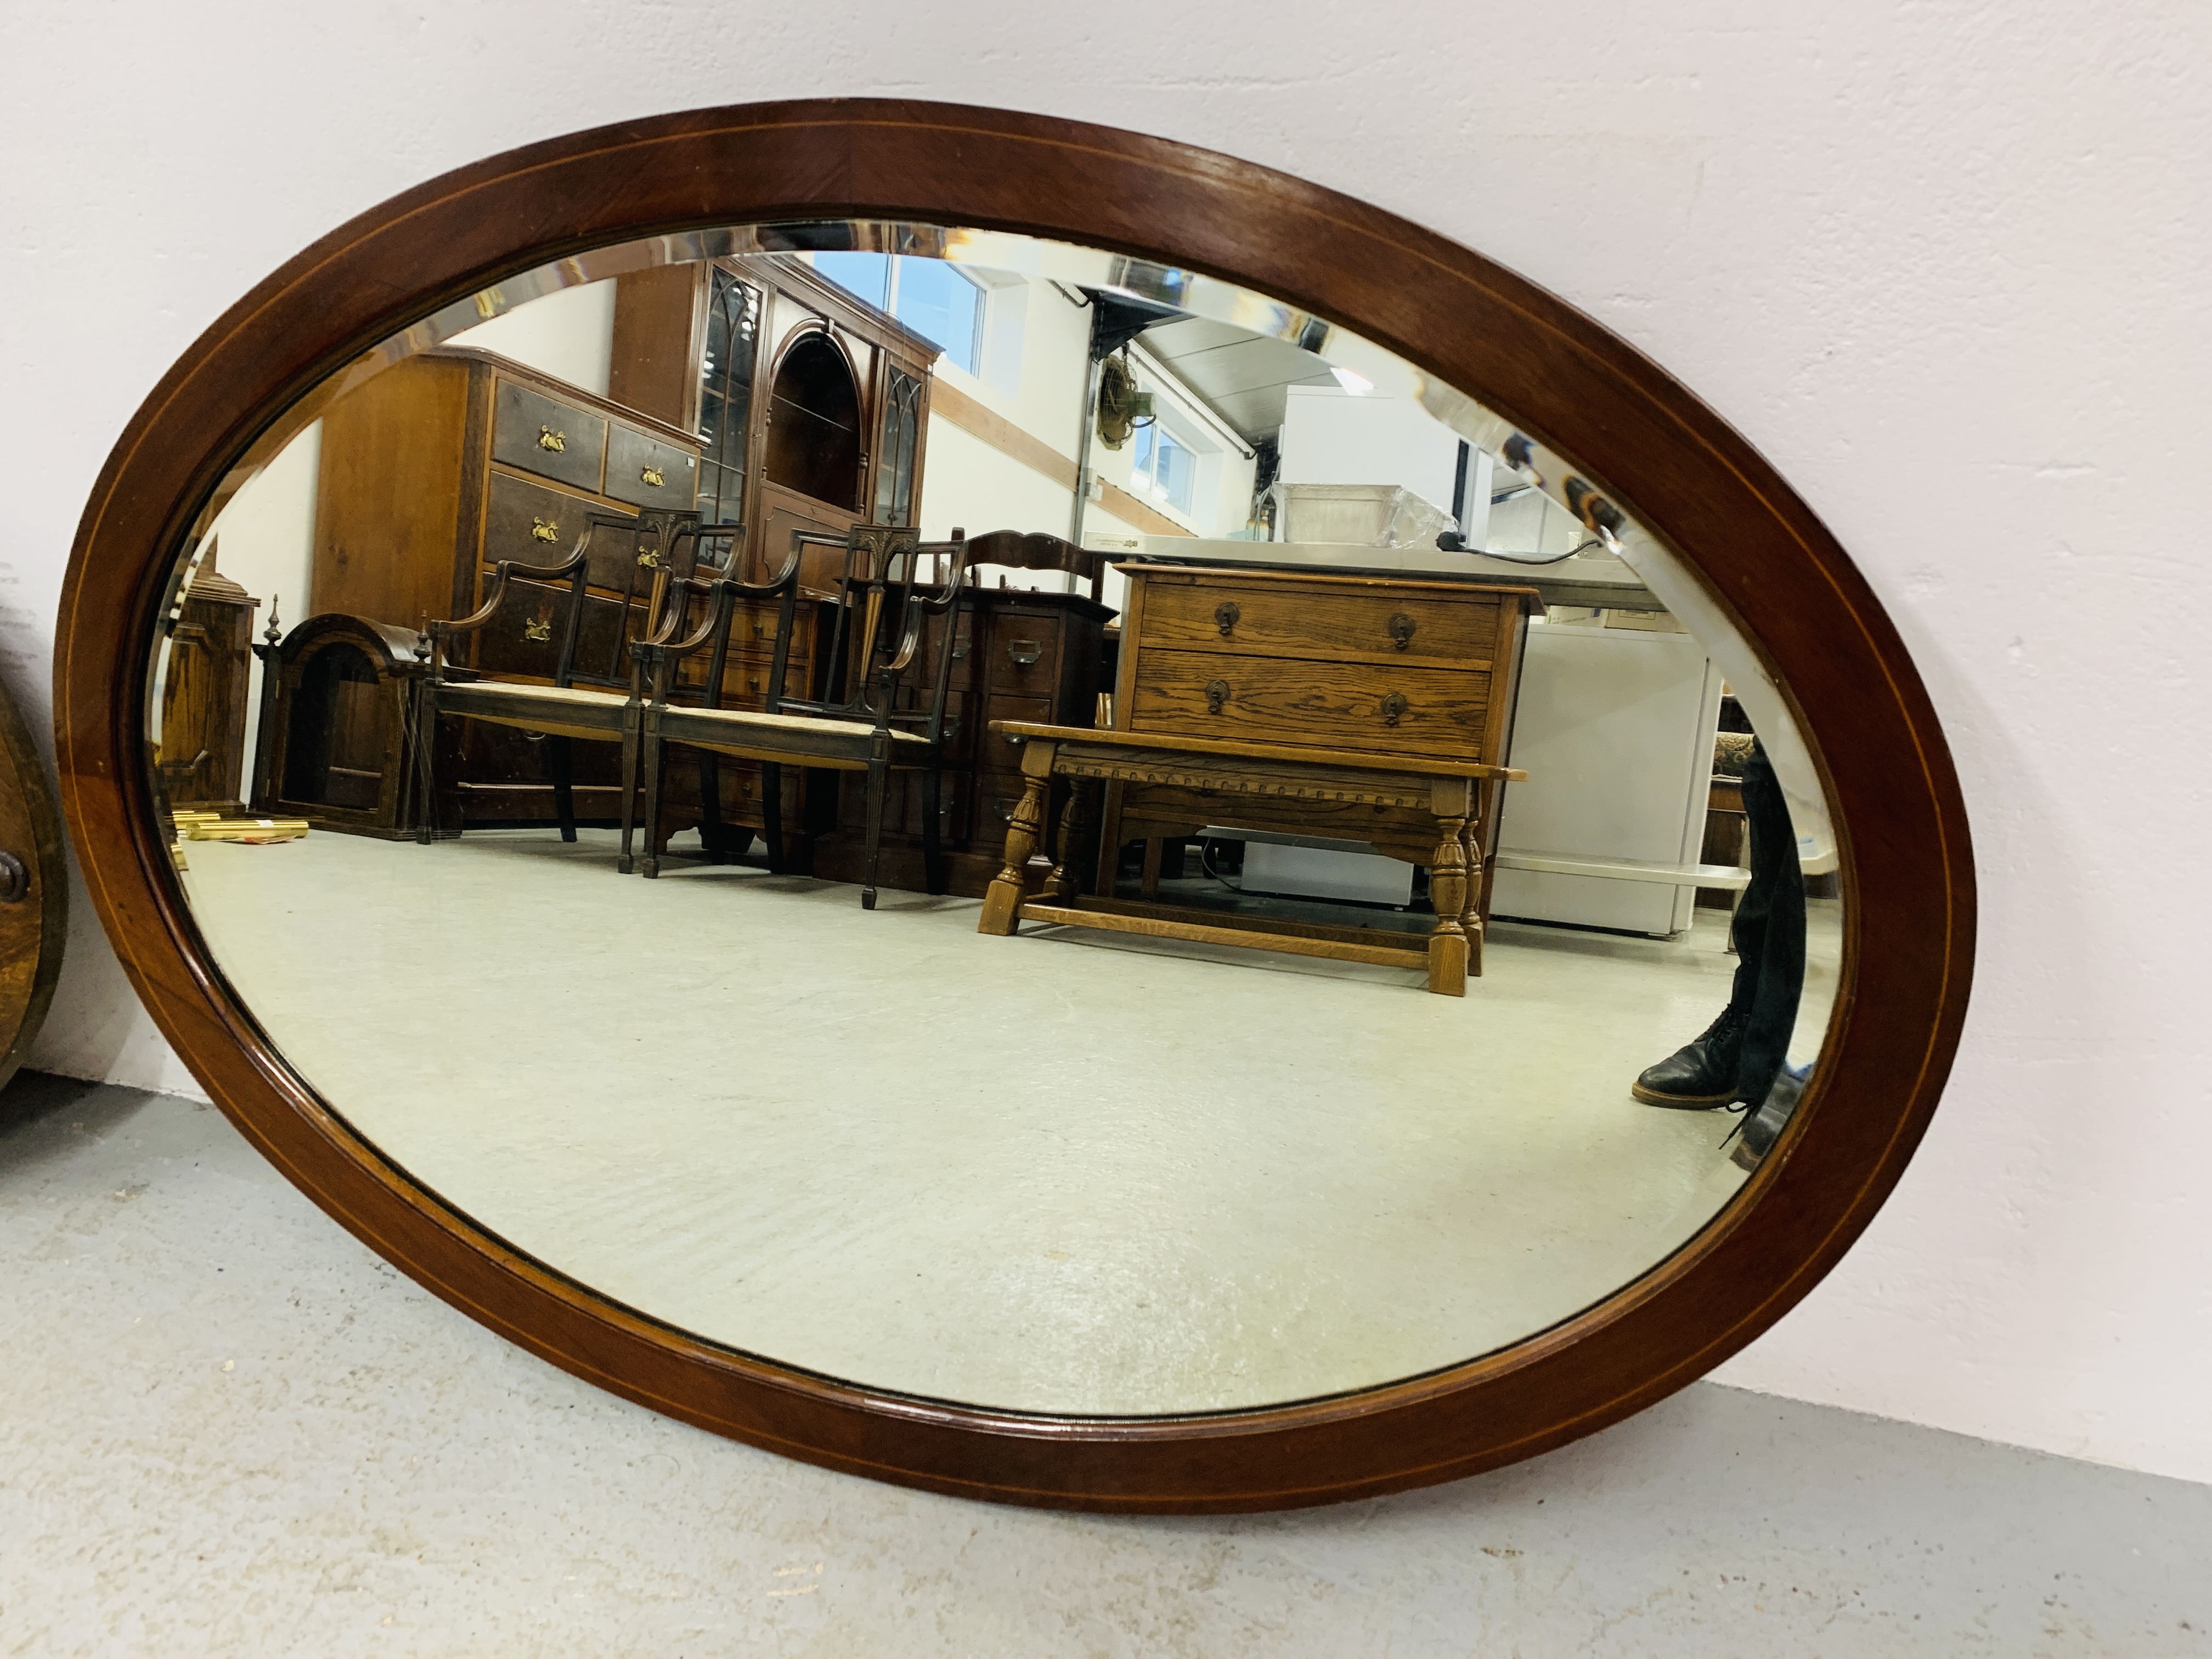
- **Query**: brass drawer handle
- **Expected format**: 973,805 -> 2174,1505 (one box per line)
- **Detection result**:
529,517 -> 560,543
1007,639 -> 1043,667
1380,691 -> 1409,726
951,639 -> 971,659
640,464 -> 665,488
1214,600 -> 1240,637
1205,679 -> 1231,714
1001,728 -> 1024,746
523,608 -> 553,643
1389,612 -> 1417,650
747,674 -> 762,691
538,425 -> 566,453
637,546 -> 661,568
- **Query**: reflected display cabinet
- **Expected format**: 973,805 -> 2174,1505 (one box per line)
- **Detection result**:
607,253 -> 938,594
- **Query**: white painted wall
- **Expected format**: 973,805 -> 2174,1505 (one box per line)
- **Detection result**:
915,415 -> 1073,560
195,420 -> 321,775
1278,383 -> 1463,518
444,278 -> 617,397
6,2 -> 2210,1486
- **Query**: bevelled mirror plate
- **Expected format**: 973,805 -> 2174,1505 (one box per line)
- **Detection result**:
57,104 -> 1971,1510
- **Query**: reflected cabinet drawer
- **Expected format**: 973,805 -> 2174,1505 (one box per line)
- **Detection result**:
1128,648 -> 1491,761
484,473 -> 650,595
1137,577 -> 1505,668
606,426 -> 699,511
491,380 -> 607,493
467,575 -> 646,682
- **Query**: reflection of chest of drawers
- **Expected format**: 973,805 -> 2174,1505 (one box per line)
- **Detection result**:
809,588 -> 1114,895
310,345 -> 706,827
1101,563 -> 1537,893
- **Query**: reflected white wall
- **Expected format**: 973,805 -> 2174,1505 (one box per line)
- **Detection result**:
444,279 -> 618,398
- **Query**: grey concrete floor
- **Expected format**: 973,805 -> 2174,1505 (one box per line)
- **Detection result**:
4,1073 -> 2208,1657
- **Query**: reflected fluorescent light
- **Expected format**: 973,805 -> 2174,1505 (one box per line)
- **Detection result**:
1330,366 -> 1374,394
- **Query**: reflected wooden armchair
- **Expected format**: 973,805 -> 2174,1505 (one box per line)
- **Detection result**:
627,522 -> 973,907
411,509 -> 740,845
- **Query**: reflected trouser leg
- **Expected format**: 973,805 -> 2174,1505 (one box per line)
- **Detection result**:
1728,741 -> 1807,1105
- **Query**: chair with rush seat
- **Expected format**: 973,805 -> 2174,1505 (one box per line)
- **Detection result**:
626,522 -> 974,907
411,509 -> 739,846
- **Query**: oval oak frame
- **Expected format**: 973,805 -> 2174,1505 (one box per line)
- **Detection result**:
53,100 -> 1973,1513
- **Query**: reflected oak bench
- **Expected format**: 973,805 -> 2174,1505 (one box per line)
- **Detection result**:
977,724 -> 1526,996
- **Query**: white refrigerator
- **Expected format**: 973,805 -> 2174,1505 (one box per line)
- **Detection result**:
1489,620 -> 1724,936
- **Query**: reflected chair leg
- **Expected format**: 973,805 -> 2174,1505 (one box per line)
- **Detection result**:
921,766 -> 946,896
1041,777 -> 1099,902
637,711 -> 667,879
698,752 -> 724,862
979,748 -> 1056,936
412,691 -> 438,844
1139,836 -> 1165,899
617,702 -> 641,874
550,736 -> 577,843
860,741 -> 890,911
761,761 -> 785,874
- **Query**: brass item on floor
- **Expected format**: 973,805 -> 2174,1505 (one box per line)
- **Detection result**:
179,814 -> 311,843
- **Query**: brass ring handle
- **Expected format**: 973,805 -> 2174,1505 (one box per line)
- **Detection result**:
1205,679 -> 1232,714
0,850 -> 27,904
640,465 -> 665,488
1380,691 -> 1409,726
537,425 -> 566,453
1214,601 -> 1240,637
1388,612 -> 1417,650
529,517 -> 560,543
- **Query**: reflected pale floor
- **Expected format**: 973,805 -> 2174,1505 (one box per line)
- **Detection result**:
179,830 -> 1839,1417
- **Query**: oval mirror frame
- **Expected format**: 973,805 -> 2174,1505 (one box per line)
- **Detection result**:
52,100 -> 1972,1513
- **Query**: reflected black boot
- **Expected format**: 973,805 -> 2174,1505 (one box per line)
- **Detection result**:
1632,1003 -> 1748,1108
1730,1064 -> 1809,1172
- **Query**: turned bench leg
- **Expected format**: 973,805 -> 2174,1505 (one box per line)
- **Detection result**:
1041,777 -> 1101,902
979,739 -> 1058,935
1460,815 -> 1485,979
1425,776 -> 1474,996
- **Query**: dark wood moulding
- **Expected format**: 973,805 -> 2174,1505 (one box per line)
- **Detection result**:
51,100 -> 1973,1513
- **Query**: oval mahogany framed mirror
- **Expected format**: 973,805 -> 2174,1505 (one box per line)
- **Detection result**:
53,101 -> 1972,1512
